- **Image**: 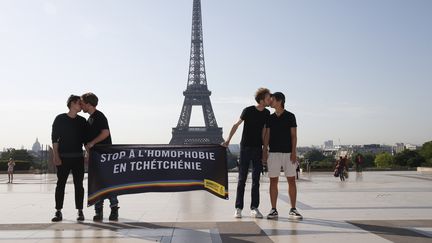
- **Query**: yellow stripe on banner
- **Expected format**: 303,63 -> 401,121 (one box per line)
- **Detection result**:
204,179 -> 226,197
88,181 -> 204,202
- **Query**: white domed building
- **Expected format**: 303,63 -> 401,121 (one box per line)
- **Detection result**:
32,138 -> 41,153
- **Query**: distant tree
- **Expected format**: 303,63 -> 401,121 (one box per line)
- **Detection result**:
427,158 -> 432,166
375,152 -> 393,168
0,149 -> 35,171
360,153 -> 376,168
0,149 -> 35,163
393,150 -> 425,167
407,154 -> 426,167
0,149 -> 12,160
304,149 -> 326,162
419,141 -> 432,164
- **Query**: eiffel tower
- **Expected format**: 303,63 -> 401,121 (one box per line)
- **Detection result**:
170,0 -> 223,145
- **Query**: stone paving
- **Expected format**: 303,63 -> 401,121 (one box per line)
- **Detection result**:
1,171 -> 431,242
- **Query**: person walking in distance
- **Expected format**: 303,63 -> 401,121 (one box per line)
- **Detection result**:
7,158 -> 15,184
222,88 -> 271,219
336,156 -> 346,181
264,92 -> 303,220
355,154 -> 363,173
51,95 -> 87,222
81,92 -> 119,221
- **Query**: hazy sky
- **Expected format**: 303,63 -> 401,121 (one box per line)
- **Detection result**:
0,0 -> 431,149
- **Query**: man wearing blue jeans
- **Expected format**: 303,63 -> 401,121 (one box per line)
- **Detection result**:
223,88 -> 271,218
81,92 -> 119,221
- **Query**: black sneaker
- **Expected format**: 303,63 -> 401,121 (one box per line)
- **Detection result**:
267,208 -> 278,219
51,211 -> 63,222
289,208 -> 303,220
93,207 -> 103,221
109,206 -> 119,221
77,210 -> 85,221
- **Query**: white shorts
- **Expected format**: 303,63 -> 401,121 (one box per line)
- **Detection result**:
268,152 -> 297,178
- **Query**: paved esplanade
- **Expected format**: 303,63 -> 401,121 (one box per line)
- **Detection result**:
1,171 -> 431,242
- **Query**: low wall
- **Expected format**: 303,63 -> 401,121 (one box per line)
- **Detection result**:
417,167 -> 432,172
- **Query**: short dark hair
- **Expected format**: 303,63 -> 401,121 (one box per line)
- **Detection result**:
81,92 -> 98,107
271,92 -> 285,108
67,95 -> 81,108
254,88 -> 270,103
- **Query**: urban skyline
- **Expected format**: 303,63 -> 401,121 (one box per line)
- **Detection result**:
1,137 -> 426,153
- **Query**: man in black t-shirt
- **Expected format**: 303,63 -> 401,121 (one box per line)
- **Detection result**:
223,88 -> 271,219
81,92 -> 119,221
263,92 -> 302,220
51,95 -> 87,222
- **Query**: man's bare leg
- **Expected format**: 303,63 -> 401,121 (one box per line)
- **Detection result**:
287,176 -> 296,208
269,177 -> 279,209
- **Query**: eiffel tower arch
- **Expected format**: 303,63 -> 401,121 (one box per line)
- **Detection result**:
170,0 -> 223,145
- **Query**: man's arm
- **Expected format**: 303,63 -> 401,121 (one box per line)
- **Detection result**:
222,119 -> 243,147
290,127 -> 297,163
84,146 -> 90,164
52,143 -> 62,166
51,117 -> 62,166
86,129 -> 110,149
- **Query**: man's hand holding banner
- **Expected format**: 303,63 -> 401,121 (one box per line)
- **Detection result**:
87,144 -> 228,206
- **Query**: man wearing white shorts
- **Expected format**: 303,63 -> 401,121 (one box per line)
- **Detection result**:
263,92 -> 302,220
268,153 -> 297,178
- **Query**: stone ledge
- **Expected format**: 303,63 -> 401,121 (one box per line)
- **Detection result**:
417,167 -> 432,172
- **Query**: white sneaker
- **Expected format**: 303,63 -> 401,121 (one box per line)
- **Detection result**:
250,208 -> 263,218
234,208 -> 242,218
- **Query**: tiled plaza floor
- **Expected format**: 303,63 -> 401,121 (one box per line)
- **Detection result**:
1,171 -> 431,242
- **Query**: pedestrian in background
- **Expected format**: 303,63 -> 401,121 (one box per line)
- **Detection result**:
7,158 -> 15,183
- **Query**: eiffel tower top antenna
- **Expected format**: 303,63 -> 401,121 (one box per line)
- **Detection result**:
188,0 -> 207,88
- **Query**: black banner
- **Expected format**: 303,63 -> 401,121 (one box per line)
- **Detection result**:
87,144 -> 228,206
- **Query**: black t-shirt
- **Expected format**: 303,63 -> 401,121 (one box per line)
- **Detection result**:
87,110 -> 112,145
51,113 -> 86,158
240,106 -> 270,147
268,110 -> 297,153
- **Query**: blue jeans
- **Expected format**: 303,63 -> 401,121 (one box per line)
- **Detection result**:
94,196 -> 119,210
235,146 -> 263,210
